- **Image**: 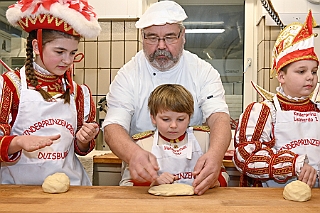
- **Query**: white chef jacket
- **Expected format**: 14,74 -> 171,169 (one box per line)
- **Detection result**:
102,50 -> 229,136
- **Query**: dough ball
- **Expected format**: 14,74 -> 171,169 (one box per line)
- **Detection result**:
148,183 -> 194,196
42,172 -> 70,194
283,180 -> 311,202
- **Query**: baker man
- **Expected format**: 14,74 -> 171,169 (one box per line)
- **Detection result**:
102,1 -> 231,195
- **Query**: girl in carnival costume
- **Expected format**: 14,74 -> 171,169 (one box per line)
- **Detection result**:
0,0 -> 101,185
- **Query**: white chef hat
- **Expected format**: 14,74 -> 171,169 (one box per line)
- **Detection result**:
135,1 -> 187,29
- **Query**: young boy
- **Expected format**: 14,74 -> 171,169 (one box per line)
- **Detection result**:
233,10 -> 320,188
120,84 -> 229,187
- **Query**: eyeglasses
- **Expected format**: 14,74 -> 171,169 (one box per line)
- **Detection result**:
143,30 -> 182,45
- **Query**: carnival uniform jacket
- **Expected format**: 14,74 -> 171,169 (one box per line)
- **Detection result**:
233,90 -> 320,187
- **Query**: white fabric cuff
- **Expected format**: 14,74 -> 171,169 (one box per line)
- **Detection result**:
295,154 -> 308,175
101,107 -> 131,133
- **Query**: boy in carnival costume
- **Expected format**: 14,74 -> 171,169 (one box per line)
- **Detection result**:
233,10 -> 320,188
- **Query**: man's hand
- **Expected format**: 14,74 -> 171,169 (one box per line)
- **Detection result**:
192,112 -> 231,195
129,148 -> 159,183
192,152 -> 221,195
104,124 -> 159,183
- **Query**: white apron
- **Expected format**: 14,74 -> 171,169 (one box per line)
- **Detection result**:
0,68 -> 91,185
151,127 -> 203,185
263,96 -> 320,187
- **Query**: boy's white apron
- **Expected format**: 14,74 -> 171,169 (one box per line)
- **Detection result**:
263,96 -> 320,187
0,68 -> 90,185
151,127 -> 203,185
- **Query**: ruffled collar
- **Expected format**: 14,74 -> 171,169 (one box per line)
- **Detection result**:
33,62 -> 52,75
27,62 -> 64,95
276,86 -> 308,101
31,62 -> 62,83
275,87 -> 317,111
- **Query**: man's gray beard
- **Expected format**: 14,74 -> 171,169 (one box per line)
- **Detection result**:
145,49 -> 183,71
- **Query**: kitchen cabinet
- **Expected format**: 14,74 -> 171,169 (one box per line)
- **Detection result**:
93,152 -> 122,186
93,163 -> 122,186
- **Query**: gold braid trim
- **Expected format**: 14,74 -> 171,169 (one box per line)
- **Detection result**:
274,167 -> 293,176
277,93 -> 311,105
132,131 -> 154,141
233,153 -> 245,170
273,154 -> 296,165
271,150 -> 297,179
132,125 -> 210,141
0,125 -> 11,136
236,102 -> 277,179
250,155 -> 270,162
34,71 -> 59,82
243,148 -> 273,177
252,103 -> 270,141
18,14 -> 79,36
5,71 -> 21,99
0,81 -> 13,124
246,167 -> 269,176
237,142 -> 256,164
238,102 -> 255,143
192,125 -> 210,132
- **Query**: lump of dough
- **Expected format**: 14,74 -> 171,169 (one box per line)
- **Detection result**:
283,180 -> 311,202
148,183 -> 194,196
42,173 -> 70,194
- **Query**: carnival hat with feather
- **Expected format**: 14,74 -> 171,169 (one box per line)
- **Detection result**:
272,10 -> 318,75
254,11 -> 319,101
6,0 -> 101,39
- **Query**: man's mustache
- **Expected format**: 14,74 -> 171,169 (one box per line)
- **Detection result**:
150,50 -> 173,60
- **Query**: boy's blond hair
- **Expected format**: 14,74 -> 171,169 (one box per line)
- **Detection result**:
148,84 -> 194,117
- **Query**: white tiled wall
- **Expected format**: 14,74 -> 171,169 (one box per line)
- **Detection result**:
225,95 -> 242,121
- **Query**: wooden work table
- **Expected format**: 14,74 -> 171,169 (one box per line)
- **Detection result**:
93,152 -> 235,168
93,152 -> 122,164
0,185 -> 319,212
